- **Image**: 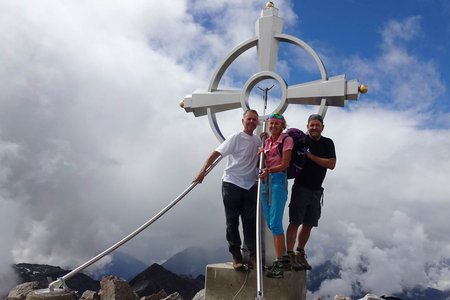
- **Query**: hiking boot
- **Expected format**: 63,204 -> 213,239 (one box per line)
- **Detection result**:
266,260 -> 284,278
280,254 -> 292,271
289,251 -> 304,271
231,249 -> 245,271
248,255 -> 257,270
296,250 -> 312,270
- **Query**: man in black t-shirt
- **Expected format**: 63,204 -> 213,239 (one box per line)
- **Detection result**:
286,114 -> 336,271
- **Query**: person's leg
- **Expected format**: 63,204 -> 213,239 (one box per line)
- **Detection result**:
266,233 -> 287,278
296,188 -> 322,271
299,188 -> 322,251
222,182 -> 244,269
287,182 -> 306,252
273,234 -> 286,258
266,174 -> 290,277
297,223 -> 313,250
269,198 -> 287,259
266,173 -> 288,257
242,184 -> 257,258
287,182 -> 308,270
295,223 -> 313,270
286,223 -> 299,252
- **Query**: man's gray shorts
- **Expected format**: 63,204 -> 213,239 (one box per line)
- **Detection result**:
289,184 -> 323,227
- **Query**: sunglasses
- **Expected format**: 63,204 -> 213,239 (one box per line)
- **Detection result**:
268,113 -> 284,120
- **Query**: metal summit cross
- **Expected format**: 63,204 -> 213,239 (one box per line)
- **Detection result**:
181,2 -> 367,299
180,2 -> 367,141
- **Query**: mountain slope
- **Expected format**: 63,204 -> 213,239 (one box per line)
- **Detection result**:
13,263 -> 100,295
129,263 -> 203,299
87,251 -> 148,281
162,246 -> 229,276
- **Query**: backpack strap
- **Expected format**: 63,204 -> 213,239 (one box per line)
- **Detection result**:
277,135 -> 288,157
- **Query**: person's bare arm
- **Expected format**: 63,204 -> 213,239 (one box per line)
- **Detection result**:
193,151 -> 222,183
259,149 -> 292,179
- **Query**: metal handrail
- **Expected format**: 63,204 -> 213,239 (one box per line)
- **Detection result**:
48,156 -> 223,291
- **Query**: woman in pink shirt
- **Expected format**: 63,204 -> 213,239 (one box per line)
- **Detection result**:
259,113 -> 293,278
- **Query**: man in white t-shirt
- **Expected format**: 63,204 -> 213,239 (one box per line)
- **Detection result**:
194,109 -> 260,270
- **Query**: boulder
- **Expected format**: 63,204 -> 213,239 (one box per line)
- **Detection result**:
99,276 -> 138,300
140,289 -> 167,300
5,282 -> 39,300
80,290 -> 99,300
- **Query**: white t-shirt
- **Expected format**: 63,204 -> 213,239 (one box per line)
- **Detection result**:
216,131 -> 260,190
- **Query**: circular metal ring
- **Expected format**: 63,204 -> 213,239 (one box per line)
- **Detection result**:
240,71 -> 288,121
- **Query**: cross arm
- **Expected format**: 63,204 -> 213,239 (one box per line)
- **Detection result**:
181,90 -> 241,117
287,75 -> 361,107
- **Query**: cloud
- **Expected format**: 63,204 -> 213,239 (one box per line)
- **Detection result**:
0,0 -> 217,289
300,14 -> 449,297
0,139 -> 20,295
308,210 -> 449,299
0,0 -> 299,292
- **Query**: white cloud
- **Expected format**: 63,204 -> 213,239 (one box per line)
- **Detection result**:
0,0 -> 293,291
0,198 -> 19,296
344,16 -> 446,114
0,139 -> 20,295
381,16 -> 422,47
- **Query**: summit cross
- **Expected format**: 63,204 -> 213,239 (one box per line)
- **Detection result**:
181,3 -> 367,141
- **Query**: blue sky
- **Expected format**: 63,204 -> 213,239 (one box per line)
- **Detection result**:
0,0 -> 450,298
295,0 -> 450,119
294,0 -> 449,69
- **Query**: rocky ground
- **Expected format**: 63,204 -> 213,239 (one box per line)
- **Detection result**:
5,276 -> 205,300
4,263 -> 204,300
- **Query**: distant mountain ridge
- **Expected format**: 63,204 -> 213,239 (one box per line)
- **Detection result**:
162,246 -> 229,276
129,263 -> 203,299
7,262 -> 202,300
86,251 -> 148,281
12,263 -> 100,295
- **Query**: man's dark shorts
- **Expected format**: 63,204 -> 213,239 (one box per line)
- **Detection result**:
289,183 -> 322,226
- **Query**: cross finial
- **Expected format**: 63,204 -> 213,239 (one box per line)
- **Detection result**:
265,1 -> 275,8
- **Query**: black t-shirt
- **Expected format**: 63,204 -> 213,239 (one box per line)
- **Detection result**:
295,135 -> 336,190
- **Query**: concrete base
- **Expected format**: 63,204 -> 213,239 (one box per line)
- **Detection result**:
204,263 -> 306,300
